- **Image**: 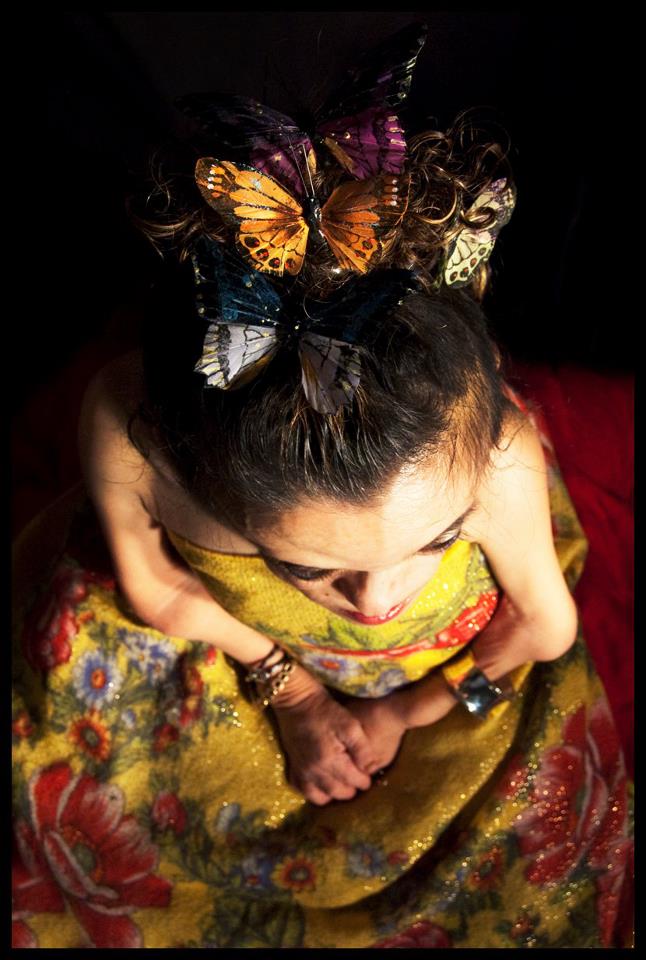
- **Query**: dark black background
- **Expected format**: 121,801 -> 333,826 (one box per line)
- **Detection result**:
35,11 -> 623,416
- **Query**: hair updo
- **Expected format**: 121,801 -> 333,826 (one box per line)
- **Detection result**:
126,109 -> 521,531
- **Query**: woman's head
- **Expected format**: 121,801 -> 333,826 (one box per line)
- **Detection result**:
126,107 -> 519,613
134,263 -> 513,517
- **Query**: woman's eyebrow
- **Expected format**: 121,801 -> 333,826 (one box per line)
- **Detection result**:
422,502 -> 476,547
259,502 -> 477,572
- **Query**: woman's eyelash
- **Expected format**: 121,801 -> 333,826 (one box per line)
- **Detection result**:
284,567 -> 334,582
419,530 -> 461,554
277,530 -> 462,581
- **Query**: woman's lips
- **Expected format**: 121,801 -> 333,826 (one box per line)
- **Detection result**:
342,596 -> 412,625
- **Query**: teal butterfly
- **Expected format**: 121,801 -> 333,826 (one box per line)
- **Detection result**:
191,237 -> 419,414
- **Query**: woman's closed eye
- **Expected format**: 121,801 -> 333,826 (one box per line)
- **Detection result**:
271,530 -> 462,582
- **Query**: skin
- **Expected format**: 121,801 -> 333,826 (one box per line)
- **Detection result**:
246,462 -> 479,806
244,459 -> 478,623
80,351 -> 578,808
246,424 -> 577,806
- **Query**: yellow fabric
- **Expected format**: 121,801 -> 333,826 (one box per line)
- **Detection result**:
166,528 -> 501,696
12,393 -> 633,948
441,646 -> 478,685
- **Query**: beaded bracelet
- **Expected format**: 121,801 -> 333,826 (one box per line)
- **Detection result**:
245,645 -> 295,708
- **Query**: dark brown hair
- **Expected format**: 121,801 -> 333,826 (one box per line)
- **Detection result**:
126,109 -> 520,531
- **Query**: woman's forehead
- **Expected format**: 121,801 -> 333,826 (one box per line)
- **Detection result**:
247,463 -> 476,569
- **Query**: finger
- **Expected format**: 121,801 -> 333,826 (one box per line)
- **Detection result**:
364,761 -> 383,775
317,774 -> 357,802
340,722 -> 378,775
331,754 -> 372,791
302,782 -> 333,806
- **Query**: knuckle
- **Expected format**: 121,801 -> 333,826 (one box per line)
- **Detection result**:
346,719 -> 363,739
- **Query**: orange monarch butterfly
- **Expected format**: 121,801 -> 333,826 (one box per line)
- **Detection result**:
195,158 -> 409,277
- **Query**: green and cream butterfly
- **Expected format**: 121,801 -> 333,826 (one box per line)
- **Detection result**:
443,178 -> 516,288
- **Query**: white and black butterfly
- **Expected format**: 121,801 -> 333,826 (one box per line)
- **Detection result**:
191,237 -> 419,414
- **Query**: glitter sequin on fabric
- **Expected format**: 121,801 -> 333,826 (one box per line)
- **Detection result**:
12,389 -> 633,948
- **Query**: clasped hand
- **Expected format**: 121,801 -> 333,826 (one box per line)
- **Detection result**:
273,685 -> 409,806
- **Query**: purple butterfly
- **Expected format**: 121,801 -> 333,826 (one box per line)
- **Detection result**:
175,22 -> 427,197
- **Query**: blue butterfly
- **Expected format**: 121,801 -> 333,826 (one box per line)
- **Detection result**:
191,237 -> 419,414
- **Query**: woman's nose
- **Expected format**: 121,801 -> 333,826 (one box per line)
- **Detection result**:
334,569 -> 406,617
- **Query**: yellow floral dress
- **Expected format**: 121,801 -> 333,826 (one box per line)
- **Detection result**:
12,389 -> 633,948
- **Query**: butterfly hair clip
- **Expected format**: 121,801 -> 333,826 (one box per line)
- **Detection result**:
443,178 -> 516,288
194,157 -> 408,277
191,236 -> 420,415
176,22 -> 427,191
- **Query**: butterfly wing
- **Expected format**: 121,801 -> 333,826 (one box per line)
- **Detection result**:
191,238 -> 282,388
195,158 -> 308,276
177,94 -> 316,197
299,335 -> 362,415
320,174 -> 410,273
319,22 -> 428,118
315,22 -> 427,178
195,323 -> 280,389
305,267 -> 420,344
298,267 -> 420,413
319,107 -> 406,179
443,178 -> 516,288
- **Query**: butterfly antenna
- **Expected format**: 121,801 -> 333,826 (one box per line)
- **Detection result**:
302,143 -> 316,199
284,131 -> 310,198
301,297 -> 317,324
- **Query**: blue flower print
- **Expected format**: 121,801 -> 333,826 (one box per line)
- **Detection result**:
347,842 -> 387,877
72,651 -> 123,709
215,802 -> 241,833
118,629 -> 177,685
371,668 -> 409,696
297,647 -> 362,682
121,709 -> 137,730
238,852 -> 276,891
352,667 -> 410,699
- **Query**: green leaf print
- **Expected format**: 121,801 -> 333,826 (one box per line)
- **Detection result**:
209,898 -> 305,948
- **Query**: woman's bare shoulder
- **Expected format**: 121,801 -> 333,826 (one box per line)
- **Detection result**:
78,348 -> 153,491
91,348 -> 146,423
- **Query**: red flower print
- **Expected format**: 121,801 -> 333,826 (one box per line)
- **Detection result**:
495,752 -> 531,799
12,823 -> 64,947
434,590 -> 498,649
373,920 -> 452,948
179,695 -> 202,728
509,911 -> 540,944
177,658 -> 204,727
14,762 -> 172,948
12,710 -> 34,739
12,918 -> 38,948
153,722 -> 180,752
513,697 -> 632,947
274,857 -> 316,892
466,846 -> 504,890
22,563 -> 109,674
69,712 -> 111,761
181,661 -> 204,697
386,850 -> 410,866
152,791 -> 187,835
202,646 -> 218,666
